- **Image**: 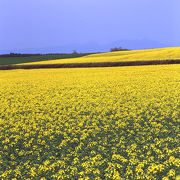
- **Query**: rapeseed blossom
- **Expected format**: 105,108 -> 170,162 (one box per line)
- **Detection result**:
0,65 -> 179,179
20,47 -> 180,65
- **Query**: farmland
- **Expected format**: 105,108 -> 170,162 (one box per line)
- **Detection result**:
0,65 -> 179,179
20,47 -> 180,65
0,53 -> 92,66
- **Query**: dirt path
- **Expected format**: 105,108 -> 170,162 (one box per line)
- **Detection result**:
0,59 -> 180,70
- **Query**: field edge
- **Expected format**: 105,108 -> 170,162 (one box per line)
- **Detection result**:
0,59 -> 180,70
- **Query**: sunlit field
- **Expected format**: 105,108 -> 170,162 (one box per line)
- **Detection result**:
0,65 -> 180,179
21,47 -> 180,65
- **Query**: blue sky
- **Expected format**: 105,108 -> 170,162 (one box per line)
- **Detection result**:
0,0 -> 179,53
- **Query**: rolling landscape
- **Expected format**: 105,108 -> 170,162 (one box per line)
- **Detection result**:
0,47 -> 180,70
0,48 -> 180,179
19,47 -> 180,65
0,0 -> 179,179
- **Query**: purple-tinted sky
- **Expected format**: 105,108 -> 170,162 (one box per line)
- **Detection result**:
0,0 -> 179,53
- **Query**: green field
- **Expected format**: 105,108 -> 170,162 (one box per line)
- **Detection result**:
20,47 -> 180,65
0,53 -> 92,66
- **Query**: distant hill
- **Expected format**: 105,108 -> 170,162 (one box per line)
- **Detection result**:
21,47 -> 180,65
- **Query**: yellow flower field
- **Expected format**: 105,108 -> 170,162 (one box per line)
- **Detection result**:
20,47 -> 180,65
0,65 -> 179,179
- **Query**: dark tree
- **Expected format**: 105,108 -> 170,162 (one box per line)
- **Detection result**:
110,47 -> 129,52
72,50 -> 78,54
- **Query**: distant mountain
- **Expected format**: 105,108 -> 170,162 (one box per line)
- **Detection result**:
0,39 -> 175,54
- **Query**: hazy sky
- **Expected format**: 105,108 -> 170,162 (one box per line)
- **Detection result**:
0,0 -> 179,52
